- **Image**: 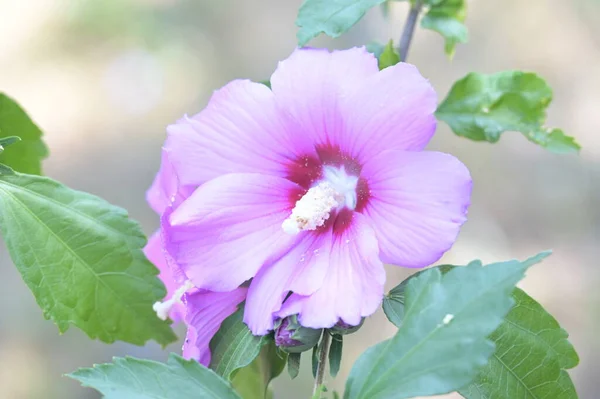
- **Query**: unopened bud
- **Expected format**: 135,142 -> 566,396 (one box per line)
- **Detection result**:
330,318 -> 364,335
274,315 -> 322,353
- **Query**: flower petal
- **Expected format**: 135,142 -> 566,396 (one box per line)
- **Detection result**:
276,213 -> 385,328
146,148 -> 195,214
270,47 -> 379,148
143,231 -> 184,323
164,173 -> 300,292
361,150 -> 472,267
341,62 -> 438,162
182,287 -> 247,366
165,80 -> 316,187
243,230 -> 333,335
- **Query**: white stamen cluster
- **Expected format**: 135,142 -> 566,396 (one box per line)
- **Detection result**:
153,280 -> 194,320
282,182 -> 341,235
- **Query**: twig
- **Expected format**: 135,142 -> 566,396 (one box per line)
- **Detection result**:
312,331 -> 331,397
399,0 -> 423,62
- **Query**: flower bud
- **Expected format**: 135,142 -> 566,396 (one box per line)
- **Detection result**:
274,315 -> 322,353
330,318 -> 364,335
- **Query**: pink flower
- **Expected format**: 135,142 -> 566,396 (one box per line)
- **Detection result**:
145,150 -> 246,365
158,47 -> 471,338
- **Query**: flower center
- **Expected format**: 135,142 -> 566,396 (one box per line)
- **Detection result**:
282,166 -> 358,235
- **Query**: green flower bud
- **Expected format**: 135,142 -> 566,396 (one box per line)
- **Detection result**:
274,315 -> 322,353
330,318 -> 364,335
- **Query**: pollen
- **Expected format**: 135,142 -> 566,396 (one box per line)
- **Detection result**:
282,182 -> 342,235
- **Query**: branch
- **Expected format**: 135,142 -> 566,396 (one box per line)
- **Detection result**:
399,0 -> 424,62
312,331 -> 332,397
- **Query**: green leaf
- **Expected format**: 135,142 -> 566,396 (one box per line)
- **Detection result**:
210,307 -> 269,380
0,163 -> 15,176
0,136 -> 21,153
436,71 -> 580,153
232,341 -> 287,399
0,173 -> 177,345
287,352 -> 301,380
329,334 -> 343,378
344,254 -> 545,399
379,40 -> 400,70
312,344 -> 319,378
421,0 -> 468,57
68,353 -> 242,399
459,288 -> 579,399
0,94 -> 48,175
296,0 -> 387,46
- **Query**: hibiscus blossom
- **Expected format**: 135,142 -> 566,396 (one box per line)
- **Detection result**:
150,47 -> 471,351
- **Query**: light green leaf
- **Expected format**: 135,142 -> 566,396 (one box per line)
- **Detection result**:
0,136 -> 21,153
459,288 -> 579,399
68,353 -> 241,399
232,341 -> 287,399
296,0 -> 387,46
0,173 -> 177,345
329,334 -> 343,378
210,307 -> 269,380
344,255 -> 543,399
0,94 -> 48,175
421,0 -> 468,57
436,71 -> 580,153
378,40 -> 400,70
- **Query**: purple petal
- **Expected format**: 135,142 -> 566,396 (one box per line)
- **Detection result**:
341,62 -> 437,162
243,231 -> 334,335
146,148 -> 195,214
164,173 -> 300,292
270,47 -> 378,149
361,150 -> 472,268
143,231 -> 184,323
165,80 -> 316,188
182,287 -> 247,366
276,213 -> 385,329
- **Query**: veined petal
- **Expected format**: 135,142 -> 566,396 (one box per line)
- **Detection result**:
146,148 -> 195,214
165,80 -> 316,187
243,230 -> 333,335
341,62 -> 438,162
143,231 -> 184,323
276,213 -> 385,328
182,288 -> 247,366
270,47 -> 379,149
361,150 -> 472,267
164,173 -> 300,292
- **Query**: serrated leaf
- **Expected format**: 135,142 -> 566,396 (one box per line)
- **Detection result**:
329,334 -> 343,378
287,352 -> 301,380
232,341 -> 287,399
296,0 -> 387,46
0,173 -> 177,345
210,307 -> 269,380
68,353 -> 241,399
436,71 -> 580,153
421,0 -> 468,57
0,94 -> 48,175
459,288 -> 579,399
344,256 -> 541,399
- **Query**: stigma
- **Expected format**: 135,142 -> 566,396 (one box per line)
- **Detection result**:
282,182 -> 342,235
153,280 -> 194,320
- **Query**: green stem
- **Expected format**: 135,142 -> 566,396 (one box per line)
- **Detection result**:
399,0 -> 424,62
312,331 -> 331,397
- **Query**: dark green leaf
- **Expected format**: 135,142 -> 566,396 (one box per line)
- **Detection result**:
232,341 -> 287,399
0,163 -> 15,176
287,352 -> 301,380
260,80 -> 271,89
0,94 -> 48,175
0,136 -> 21,153
68,353 -> 241,399
312,344 -> 319,378
421,0 -> 468,57
210,307 -> 269,380
296,0 -> 387,46
0,173 -> 176,345
459,288 -> 579,399
436,71 -> 580,153
344,253 -> 548,399
329,334 -> 343,377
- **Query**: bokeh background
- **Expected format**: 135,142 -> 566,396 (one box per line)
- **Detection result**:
0,0 -> 598,398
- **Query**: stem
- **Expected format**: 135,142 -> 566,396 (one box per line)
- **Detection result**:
312,331 -> 332,397
399,0 -> 423,62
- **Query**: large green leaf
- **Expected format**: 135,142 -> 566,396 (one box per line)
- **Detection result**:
232,341 -> 287,399
459,288 -> 579,399
68,353 -> 242,399
296,0 -> 386,46
344,254 -> 543,399
436,71 -> 580,153
0,94 -> 48,175
209,307 -> 269,380
421,0 -> 468,57
0,173 -> 176,345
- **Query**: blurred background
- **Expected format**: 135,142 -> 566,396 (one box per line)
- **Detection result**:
0,0 -> 598,398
